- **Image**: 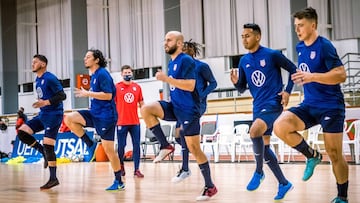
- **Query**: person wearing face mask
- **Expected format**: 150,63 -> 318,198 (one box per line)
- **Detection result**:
115,65 -> 145,178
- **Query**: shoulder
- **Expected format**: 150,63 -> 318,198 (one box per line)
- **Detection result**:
195,59 -> 209,69
318,36 -> 335,50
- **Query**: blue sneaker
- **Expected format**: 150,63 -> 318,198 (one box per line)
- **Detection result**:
274,182 -> 293,200
105,180 -> 125,191
331,197 -> 348,203
303,153 -> 322,181
246,172 -> 264,191
83,141 -> 98,162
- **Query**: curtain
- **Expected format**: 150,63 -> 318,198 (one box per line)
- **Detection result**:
17,0 -> 72,83
180,0 -> 203,56
331,0 -> 360,40
108,0 -> 164,71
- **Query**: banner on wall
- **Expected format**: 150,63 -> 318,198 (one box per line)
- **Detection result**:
12,131 -> 95,162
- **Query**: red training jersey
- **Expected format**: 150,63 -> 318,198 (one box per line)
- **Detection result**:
115,81 -> 144,125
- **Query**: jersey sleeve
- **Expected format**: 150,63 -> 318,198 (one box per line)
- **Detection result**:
182,56 -> 196,80
234,60 -> 248,93
272,51 -> 297,93
321,40 -> 343,70
197,63 -> 217,99
98,70 -> 115,94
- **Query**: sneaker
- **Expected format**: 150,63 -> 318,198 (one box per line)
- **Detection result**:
246,172 -> 265,191
84,141 -> 98,162
274,182 -> 293,200
134,170 -> 144,178
302,153 -> 322,181
331,197 -> 348,203
153,145 -> 175,163
171,169 -> 191,183
120,164 -> 126,176
105,180 -> 125,191
40,178 -> 59,190
196,185 -> 218,201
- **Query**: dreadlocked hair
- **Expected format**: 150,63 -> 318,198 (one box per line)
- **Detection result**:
183,39 -> 201,57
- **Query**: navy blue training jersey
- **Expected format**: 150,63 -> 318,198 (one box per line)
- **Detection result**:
89,67 -> 117,121
194,59 -> 217,115
236,46 -> 296,112
35,71 -> 64,115
168,53 -> 200,119
296,36 -> 344,109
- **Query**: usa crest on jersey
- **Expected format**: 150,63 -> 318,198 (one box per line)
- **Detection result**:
310,51 -> 316,59
260,59 -> 266,67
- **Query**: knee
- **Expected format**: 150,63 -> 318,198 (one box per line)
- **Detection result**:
44,144 -> 56,161
63,114 -> 72,126
273,120 -> 286,139
140,105 -> 150,117
326,147 -> 342,163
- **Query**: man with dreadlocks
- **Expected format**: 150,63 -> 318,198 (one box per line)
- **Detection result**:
171,40 -> 217,184
141,31 -> 217,201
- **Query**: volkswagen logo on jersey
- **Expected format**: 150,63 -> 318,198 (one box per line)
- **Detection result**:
124,92 -> 135,104
251,70 -> 266,87
36,87 -> 43,98
298,63 -> 310,72
260,59 -> 266,67
169,75 -> 175,91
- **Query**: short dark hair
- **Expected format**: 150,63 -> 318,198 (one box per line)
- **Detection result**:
88,49 -> 107,67
183,39 -> 201,57
121,65 -> 133,72
293,7 -> 318,26
33,54 -> 48,65
243,23 -> 261,35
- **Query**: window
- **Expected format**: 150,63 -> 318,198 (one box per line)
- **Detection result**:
23,83 -> 34,93
134,68 -> 150,80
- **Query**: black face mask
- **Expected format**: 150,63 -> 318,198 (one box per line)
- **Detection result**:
123,75 -> 133,81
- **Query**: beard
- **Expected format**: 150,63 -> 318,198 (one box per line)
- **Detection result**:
166,45 -> 177,55
32,66 -> 42,73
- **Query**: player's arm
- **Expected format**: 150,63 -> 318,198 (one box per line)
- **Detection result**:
49,90 -> 67,105
231,68 -> 247,93
156,70 -> 195,91
75,87 -> 112,100
274,51 -> 296,94
198,64 -> 217,99
292,66 -> 346,85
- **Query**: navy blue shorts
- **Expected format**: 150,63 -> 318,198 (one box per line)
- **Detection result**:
27,114 -> 63,139
159,101 -> 200,136
78,110 -> 116,141
288,103 -> 345,133
253,105 -> 282,135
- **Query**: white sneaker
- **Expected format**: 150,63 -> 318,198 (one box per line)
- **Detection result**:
153,145 -> 174,163
171,169 -> 191,183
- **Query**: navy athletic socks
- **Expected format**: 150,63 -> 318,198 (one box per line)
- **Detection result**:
264,145 -> 288,185
49,166 -> 57,180
81,133 -> 94,148
150,124 -> 169,148
294,139 -> 315,159
199,162 -> 214,188
251,136 -> 264,174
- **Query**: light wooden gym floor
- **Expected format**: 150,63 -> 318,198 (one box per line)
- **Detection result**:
0,160 -> 359,203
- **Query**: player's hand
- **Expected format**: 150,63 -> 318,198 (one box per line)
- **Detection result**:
292,69 -> 312,85
74,87 -> 89,98
155,70 -> 168,82
32,99 -> 50,108
230,68 -> 239,84
278,91 -> 290,107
